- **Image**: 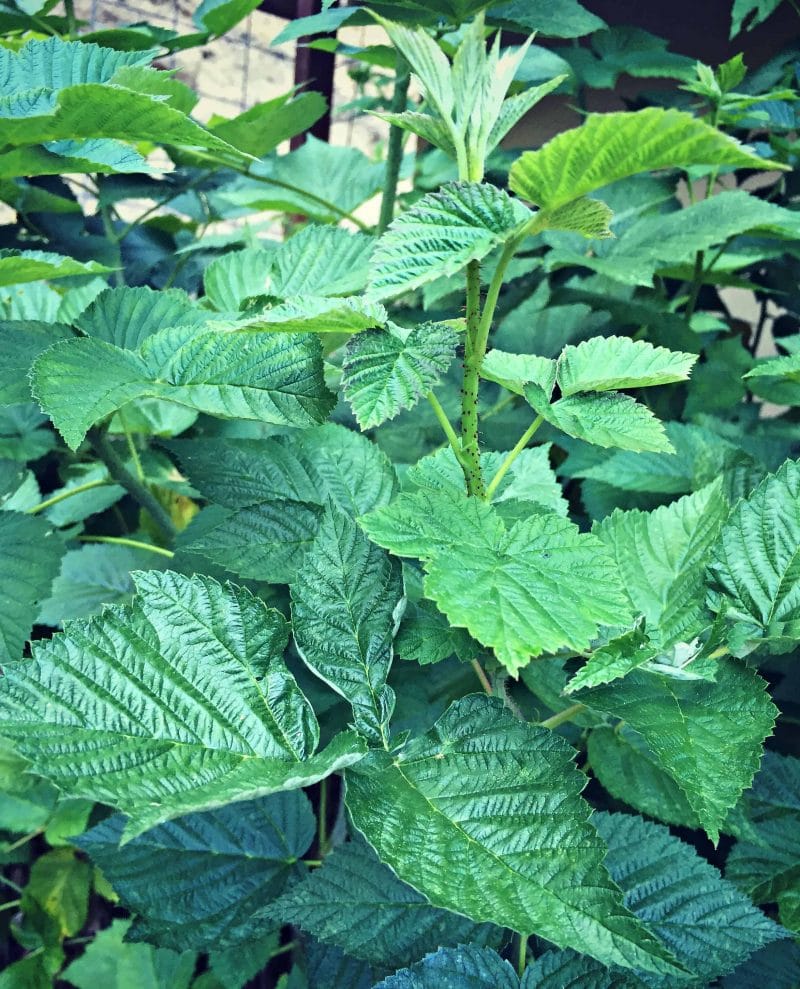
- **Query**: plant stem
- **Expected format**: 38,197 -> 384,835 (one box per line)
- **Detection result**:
516,933 -> 528,977
427,391 -> 466,466
470,659 -> 493,695
377,58 -> 410,234
461,260 -> 486,497
485,414 -> 544,501
538,703 -> 586,730
0,876 -> 23,895
78,535 -> 175,558
4,828 -> 43,853
27,478 -> 109,515
117,409 -> 144,480
317,778 -> 329,857
0,900 -> 20,913
89,427 -> 177,542
64,0 -> 76,36
684,249 -> 705,318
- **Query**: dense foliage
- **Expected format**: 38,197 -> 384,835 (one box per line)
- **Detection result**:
1,0 -> 800,985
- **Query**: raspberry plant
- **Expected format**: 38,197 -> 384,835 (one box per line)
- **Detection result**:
1,0 -> 800,986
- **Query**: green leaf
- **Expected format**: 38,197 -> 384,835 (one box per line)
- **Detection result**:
0,249 -> 112,286
174,425 -> 397,583
271,839 -> 501,970
593,481 -> 729,647
291,507 -> 404,743
490,0 -> 606,37
361,485 -> 631,675
587,725 -> 702,829
708,459 -> 800,654
576,660 -> 777,842
74,286 -> 209,349
557,337 -> 696,396
565,624 -> 659,693
374,945 -> 518,989
0,319 -> 72,404
722,941 -> 800,989
0,510 -> 64,662
342,323 -> 458,429
481,350 -> 557,396
548,190 -> 800,286
345,695 -> 681,975
395,597 -> 478,666
595,811 -> 785,983
209,90 -> 326,157
202,248 -> 272,312
726,751 -> 800,910
524,386 -> 673,454
227,296 -> 387,335
37,544 -> 163,626
0,738 -> 58,833
76,791 -> 314,950
368,182 -> 530,300
32,327 -> 333,450
23,847 -> 91,939
509,108 -> 783,211
731,0 -> 784,35
194,0 -> 260,35
268,225 -> 374,299
0,570 -> 365,839
61,919 -> 195,989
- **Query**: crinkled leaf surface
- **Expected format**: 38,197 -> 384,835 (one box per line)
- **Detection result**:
509,108 -> 781,211
361,485 -> 631,675
0,249 -> 112,286
268,225 -> 374,299
374,945 -> 519,989
0,319 -> 72,405
342,323 -> 458,429
270,839 -> 501,970
595,812 -> 785,983
557,337 -> 696,396
577,661 -> 777,841
593,481 -> 729,647
291,507 -> 404,743
565,625 -> 659,694
368,182 -> 530,300
0,570 -> 365,839
345,695 -> 681,975
74,285 -> 210,349
76,791 -> 314,951
708,459 -> 800,654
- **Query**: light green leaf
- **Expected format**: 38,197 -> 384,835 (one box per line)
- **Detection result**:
0,319 -> 72,404
74,286 -> 209,349
0,570 -> 366,839
587,725 -> 702,829
593,481 -> 729,647
565,624 -> 659,693
486,78 -> 566,156
362,485 -> 631,675
576,660 -> 777,842
0,249 -> 112,286
61,919 -> 194,989
77,791 -> 313,950
202,248 -> 272,312
0,738 -> 58,833
557,337 -> 696,396
368,182 -> 530,300
31,327 -> 333,450
540,196 -> 615,239
596,811 -> 785,982
210,90 -> 326,157
269,225 -> 374,299
509,108 -> 783,211
342,323 -> 458,429
374,945 -> 518,989
229,295 -> 386,335
345,695 -> 681,975
481,349 -> 556,396
291,507 -> 404,743
524,386 -> 673,453
0,510 -> 64,662
374,109 -> 457,158
374,15 -> 454,126
708,459 -> 800,654
731,0 -> 784,35
271,839 -> 500,970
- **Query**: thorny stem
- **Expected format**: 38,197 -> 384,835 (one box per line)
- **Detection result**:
27,478 -> 109,515
461,260 -> 486,497
78,535 -> 176,558
317,778 -> 330,857
377,58 -> 410,234
90,427 -> 178,542
485,414 -> 544,501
